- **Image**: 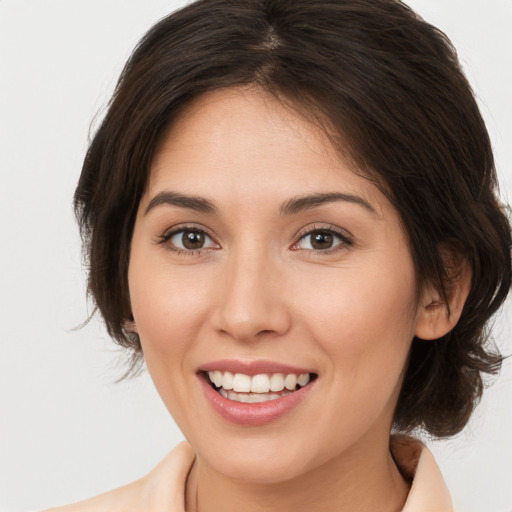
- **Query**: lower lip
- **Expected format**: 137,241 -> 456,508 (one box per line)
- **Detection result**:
198,374 -> 315,426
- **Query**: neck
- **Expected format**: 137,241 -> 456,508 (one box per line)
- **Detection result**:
185,436 -> 410,512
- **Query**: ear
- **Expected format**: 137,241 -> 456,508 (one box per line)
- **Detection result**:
415,252 -> 472,340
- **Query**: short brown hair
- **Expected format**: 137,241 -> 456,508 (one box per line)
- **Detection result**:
75,0 -> 511,437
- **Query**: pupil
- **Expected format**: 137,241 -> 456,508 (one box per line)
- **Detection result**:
183,231 -> 204,249
311,232 -> 333,250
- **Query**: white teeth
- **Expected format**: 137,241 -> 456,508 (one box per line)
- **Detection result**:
208,371 -> 312,396
284,374 -> 298,390
270,373 -> 285,392
238,393 -> 249,403
209,371 -> 235,389
233,373 -> 252,392
248,393 -> 266,403
298,373 -> 310,387
220,390 -> 292,403
222,371 -> 234,390
251,374 -> 270,393
213,370 -> 223,388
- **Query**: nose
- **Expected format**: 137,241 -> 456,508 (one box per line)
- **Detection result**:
211,247 -> 292,342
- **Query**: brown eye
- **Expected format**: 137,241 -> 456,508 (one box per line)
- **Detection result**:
310,232 -> 334,250
166,229 -> 217,252
182,230 -> 205,249
294,228 -> 352,252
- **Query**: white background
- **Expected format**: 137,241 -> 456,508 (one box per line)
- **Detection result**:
1,1 -> 511,511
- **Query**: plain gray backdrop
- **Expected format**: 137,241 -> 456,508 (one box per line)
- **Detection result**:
1,1 -> 511,511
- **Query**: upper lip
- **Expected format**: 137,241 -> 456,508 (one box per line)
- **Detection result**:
198,359 -> 316,376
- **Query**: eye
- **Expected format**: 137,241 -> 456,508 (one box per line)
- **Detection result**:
160,228 -> 218,253
293,227 -> 352,253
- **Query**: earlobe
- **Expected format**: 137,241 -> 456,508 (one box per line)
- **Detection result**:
415,256 -> 472,341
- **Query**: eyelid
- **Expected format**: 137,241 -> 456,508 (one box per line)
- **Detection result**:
156,223 -> 221,254
291,224 -> 354,252
155,222 -> 353,255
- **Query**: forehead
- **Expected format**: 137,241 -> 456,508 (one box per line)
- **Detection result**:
146,87 -> 388,217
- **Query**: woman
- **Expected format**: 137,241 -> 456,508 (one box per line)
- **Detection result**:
45,0 -> 510,510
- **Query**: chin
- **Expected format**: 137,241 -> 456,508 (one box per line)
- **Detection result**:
211,453 -> 311,484
191,432 -> 320,484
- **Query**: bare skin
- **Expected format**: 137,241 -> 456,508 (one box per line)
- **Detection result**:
185,427 -> 410,512
47,86 -> 469,512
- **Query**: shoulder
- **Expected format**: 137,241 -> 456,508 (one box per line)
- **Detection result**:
391,435 -> 454,512
43,442 -> 195,512
42,478 -> 144,512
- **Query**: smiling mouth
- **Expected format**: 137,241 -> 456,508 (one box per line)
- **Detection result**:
205,371 -> 318,403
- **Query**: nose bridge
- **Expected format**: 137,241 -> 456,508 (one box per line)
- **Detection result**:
214,239 -> 290,341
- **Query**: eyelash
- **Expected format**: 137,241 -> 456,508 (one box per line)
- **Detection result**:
156,224 -> 353,256
156,224 -> 217,257
293,224 -> 354,255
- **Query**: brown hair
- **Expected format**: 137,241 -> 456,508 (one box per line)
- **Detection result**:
75,0 -> 511,437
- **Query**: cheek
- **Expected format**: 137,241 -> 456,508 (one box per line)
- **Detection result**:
127,252 -> 215,424
128,246 -> 212,362
292,258 -> 417,386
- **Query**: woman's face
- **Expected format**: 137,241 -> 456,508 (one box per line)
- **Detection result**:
129,87 -> 425,483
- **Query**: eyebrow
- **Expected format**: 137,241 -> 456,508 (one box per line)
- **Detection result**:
279,192 -> 378,217
144,190 -> 378,217
145,191 -> 219,215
